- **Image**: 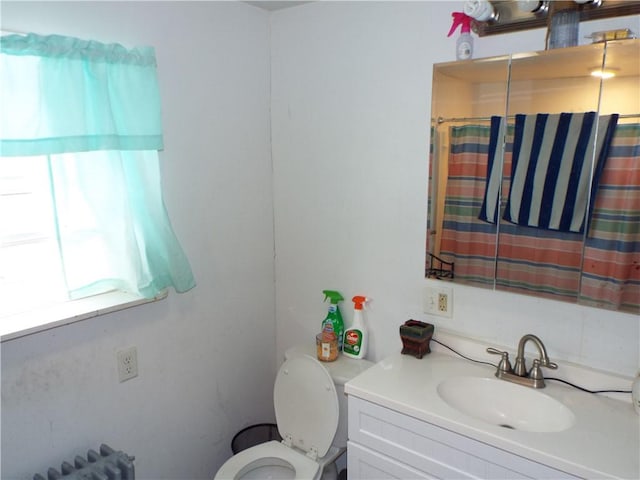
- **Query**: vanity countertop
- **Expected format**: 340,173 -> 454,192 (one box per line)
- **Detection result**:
345,351 -> 639,479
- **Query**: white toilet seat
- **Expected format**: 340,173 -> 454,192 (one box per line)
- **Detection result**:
274,355 -> 339,458
215,355 -> 343,480
215,440 -> 320,480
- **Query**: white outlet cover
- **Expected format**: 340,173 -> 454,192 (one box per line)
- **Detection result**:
117,347 -> 138,382
423,285 -> 453,318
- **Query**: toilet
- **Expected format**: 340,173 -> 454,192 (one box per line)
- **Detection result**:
214,345 -> 373,480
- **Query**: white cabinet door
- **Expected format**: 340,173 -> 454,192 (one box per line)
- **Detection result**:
347,442 -> 434,479
348,396 -> 579,480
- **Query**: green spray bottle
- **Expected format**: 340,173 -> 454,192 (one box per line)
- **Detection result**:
322,290 -> 345,351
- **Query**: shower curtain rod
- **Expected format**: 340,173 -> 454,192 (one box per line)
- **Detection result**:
435,113 -> 640,124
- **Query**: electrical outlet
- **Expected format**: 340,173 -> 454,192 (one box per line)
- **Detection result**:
438,292 -> 448,313
423,285 -> 453,318
117,346 -> 138,382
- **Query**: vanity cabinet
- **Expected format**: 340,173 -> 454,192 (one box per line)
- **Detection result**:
345,351 -> 639,479
347,396 -> 579,479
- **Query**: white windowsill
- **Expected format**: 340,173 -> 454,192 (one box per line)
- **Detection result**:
0,290 -> 168,342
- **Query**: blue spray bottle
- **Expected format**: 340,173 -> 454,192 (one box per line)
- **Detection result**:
447,12 -> 474,61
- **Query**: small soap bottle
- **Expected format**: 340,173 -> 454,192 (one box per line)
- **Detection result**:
632,371 -> 640,415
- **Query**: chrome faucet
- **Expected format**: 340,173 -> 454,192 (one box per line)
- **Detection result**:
487,334 -> 558,388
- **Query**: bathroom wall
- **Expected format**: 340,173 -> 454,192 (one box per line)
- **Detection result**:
272,2 -> 640,377
1,2 -> 276,479
2,2 -> 639,479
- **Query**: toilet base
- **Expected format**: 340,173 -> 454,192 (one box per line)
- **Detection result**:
317,445 -> 345,480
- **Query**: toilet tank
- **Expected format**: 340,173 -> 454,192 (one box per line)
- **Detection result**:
284,345 -> 374,448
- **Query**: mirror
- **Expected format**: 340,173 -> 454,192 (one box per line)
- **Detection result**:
427,39 -> 639,314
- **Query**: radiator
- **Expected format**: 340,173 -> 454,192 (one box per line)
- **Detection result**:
33,444 -> 134,480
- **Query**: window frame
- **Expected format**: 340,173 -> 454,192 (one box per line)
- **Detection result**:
1,289 -> 167,342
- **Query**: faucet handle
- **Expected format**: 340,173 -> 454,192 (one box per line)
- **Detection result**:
529,359 -> 546,387
541,359 -> 558,370
486,347 -> 513,374
528,358 -> 558,388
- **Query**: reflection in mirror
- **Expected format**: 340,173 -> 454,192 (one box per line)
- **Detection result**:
495,44 -> 606,304
579,40 -> 640,312
427,40 -> 639,315
427,55 -> 510,288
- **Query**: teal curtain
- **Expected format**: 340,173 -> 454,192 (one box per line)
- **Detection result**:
1,34 -> 162,155
1,33 -> 195,298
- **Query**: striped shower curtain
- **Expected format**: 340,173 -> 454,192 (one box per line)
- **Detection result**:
438,125 -> 499,287
438,122 -> 639,313
580,123 -> 640,312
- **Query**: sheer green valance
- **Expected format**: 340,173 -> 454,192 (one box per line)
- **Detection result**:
0,33 -> 163,156
1,33 -> 195,300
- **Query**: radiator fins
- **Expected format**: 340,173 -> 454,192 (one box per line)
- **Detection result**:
33,444 -> 134,480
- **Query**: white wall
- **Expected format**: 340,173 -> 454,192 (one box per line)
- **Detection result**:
2,2 -> 639,479
271,2 -> 639,376
1,2 -> 276,479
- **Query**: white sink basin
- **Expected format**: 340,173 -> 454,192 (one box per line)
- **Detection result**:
437,376 -> 575,432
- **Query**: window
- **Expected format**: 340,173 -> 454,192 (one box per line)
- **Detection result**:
0,33 -> 195,335
1,156 -> 67,316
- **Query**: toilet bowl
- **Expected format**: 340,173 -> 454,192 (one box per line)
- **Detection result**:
215,440 -> 320,479
214,354 -> 340,480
